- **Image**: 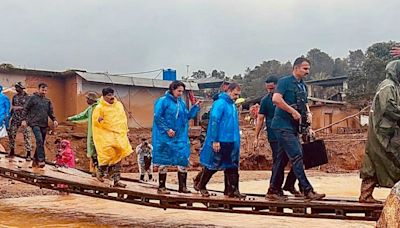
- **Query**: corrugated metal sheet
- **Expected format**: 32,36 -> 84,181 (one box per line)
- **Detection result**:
76,72 -> 198,90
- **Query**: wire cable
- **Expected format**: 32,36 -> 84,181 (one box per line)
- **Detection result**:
104,73 -> 145,128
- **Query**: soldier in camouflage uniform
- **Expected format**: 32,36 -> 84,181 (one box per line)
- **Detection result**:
7,82 -> 32,160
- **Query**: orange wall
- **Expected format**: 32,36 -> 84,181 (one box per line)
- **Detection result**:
0,73 -> 67,121
1,73 -> 180,128
311,105 -> 359,133
80,81 -> 165,128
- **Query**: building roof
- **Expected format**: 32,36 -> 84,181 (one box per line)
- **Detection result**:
306,75 -> 348,87
0,65 -> 64,77
0,65 -> 199,90
190,77 -> 224,89
308,97 -> 346,105
76,72 -> 199,90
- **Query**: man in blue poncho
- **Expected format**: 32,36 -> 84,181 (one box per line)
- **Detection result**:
0,85 -> 11,139
152,81 -> 201,194
197,83 -> 245,198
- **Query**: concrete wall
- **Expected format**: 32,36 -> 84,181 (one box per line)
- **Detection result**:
311,105 -> 359,133
0,73 -> 68,121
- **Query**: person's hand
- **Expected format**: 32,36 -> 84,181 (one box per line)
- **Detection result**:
291,110 -> 301,121
212,142 -> 221,152
167,129 -> 175,138
253,138 -> 259,148
308,128 -> 316,138
53,121 -> 58,128
390,47 -> 400,57
98,117 -> 104,122
307,112 -> 313,124
21,121 -> 27,128
195,100 -> 203,107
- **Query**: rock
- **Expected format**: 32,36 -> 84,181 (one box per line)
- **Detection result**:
377,181 -> 400,227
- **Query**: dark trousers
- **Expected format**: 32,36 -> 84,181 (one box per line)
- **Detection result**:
31,126 -> 47,162
269,141 -> 297,191
273,129 -> 313,193
212,142 -> 238,169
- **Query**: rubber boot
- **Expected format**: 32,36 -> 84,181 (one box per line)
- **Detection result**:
157,173 -> 170,194
140,174 -> 145,182
193,168 -> 204,191
359,178 -> 382,203
227,171 -> 246,199
178,172 -> 191,193
112,163 -> 126,188
223,170 -> 229,196
198,168 -> 217,197
96,165 -> 107,182
6,148 -> 15,158
26,149 -> 32,161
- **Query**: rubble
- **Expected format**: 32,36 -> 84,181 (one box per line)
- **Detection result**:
376,181 -> 400,227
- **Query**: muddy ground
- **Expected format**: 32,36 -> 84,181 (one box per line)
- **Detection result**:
0,121 -> 367,173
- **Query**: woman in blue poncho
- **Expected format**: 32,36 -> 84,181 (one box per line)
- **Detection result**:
197,83 -> 245,198
0,85 -> 10,141
152,81 -> 201,194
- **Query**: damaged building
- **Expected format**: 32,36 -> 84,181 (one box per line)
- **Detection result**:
0,65 -> 199,128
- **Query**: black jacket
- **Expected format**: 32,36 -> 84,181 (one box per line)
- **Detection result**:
23,93 -> 56,127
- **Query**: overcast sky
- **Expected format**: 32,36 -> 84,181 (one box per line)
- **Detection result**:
0,0 -> 399,78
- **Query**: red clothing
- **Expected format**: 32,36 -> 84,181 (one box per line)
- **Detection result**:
56,140 -> 76,168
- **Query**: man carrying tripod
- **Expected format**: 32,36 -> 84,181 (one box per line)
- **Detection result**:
271,57 -> 325,200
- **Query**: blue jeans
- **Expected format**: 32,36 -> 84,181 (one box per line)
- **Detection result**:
273,129 -> 313,193
31,126 -> 47,162
269,141 -> 297,191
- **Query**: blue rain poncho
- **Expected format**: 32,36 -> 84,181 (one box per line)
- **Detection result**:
200,92 -> 241,170
0,86 -> 10,128
152,92 -> 200,167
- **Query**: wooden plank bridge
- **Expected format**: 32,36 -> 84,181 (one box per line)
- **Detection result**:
0,153 -> 383,221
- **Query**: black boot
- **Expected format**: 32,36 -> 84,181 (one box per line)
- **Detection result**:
178,172 -> 191,193
198,168 -> 216,197
148,174 -> 153,181
157,173 -> 170,194
227,171 -> 246,199
140,174 -> 145,182
6,148 -> 15,158
26,150 -> 32,161
193,168 -> 204,191
223,170 -> 229,196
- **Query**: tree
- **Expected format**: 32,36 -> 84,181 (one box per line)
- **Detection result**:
332,58 -> 348,77
363,41 -> 397,97
211,70 -> 226,79
191,70 -> 207,79
232,74 -> 243,81
240,60 -> 292,98
346,41 -> 398,102
346,49 -> 366,101
306,48 -> 335,79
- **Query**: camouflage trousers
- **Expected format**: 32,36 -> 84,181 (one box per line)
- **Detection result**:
8,119 -> 32,156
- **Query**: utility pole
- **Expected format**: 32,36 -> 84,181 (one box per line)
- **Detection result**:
186,65 -> 189,79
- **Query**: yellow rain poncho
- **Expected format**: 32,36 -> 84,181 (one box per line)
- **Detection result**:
92,97 -> 133,166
